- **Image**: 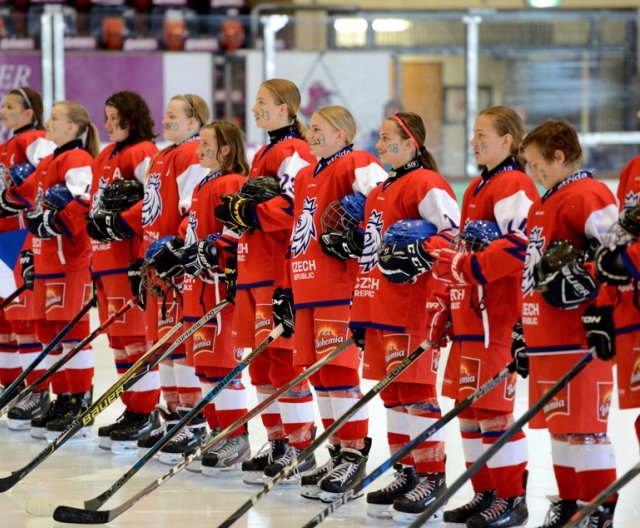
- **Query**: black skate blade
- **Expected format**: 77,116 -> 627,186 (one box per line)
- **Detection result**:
54,505 -> 111,524
0,471 -> 21,492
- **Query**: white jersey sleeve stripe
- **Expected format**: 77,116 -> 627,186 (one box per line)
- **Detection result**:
352,163 -> 387,196
133,156 -> 152,185
418,187 -> 460,235
176,164 -> 208,216
277,151 -> 310,200
64,165 -> 93,200
584,204 -> 618,244
493,190 -> 533,238
25,138 -> 56,167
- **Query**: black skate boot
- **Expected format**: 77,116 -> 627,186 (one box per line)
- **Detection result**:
158,408 -> 207,465
535,496 -> 579,528
392,471 -> 447,524
97,410 -> 136,450
241,438 -> 288,485
201,433 -> 251,477
7,390 -> 50,431
30,393 -> 72,439
319,437 -> 372,503
110,410 -> 161,455
137,407 -> 174,456
466,494 -> 528,528
366,464 -> 419,519
186,428 -> 223,473
255,443 -> 317,485
45,389 -> 93,443
443,490 -> 496,523
576,499 -> 616,528
300,444 -> 342,500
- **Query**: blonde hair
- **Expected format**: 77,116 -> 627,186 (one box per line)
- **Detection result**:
479,106 -> 526,168
200,121 -> 250,176
314,105 -> 357,145
57,101 -> 100,157
171,94 -> 210,129
261,79 -> 307,137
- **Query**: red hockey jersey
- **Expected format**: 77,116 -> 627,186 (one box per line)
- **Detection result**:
90,140 -> 157,275
350,162 -> 460,334
128,136 -> 207,257
237,133 -> 315,289
450,161 -> 539,347
182,170 -> 246,319
289,148 -> 387,308
521,172 -> 618,354
9,141 -> 94,273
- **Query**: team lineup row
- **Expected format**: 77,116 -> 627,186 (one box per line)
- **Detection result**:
0,79 -> 638,528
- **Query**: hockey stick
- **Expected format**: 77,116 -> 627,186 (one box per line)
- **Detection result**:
563,460 -> 640,528
53,336 -> 355,524
48,324 -> 282,518
301,361 -> 518,528
217,336 -> 437,528
0,294 -> 96,412
1,301 -> 135,417
408,351 -> 595,528
0,284 -> 27,310
0,299 -> 229,493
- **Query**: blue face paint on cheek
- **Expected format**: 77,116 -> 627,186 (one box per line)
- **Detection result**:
388,143 -> 399,154
260,110 -> 270,121
479,142 -> 489,153
205,148 -> 214,159
317,134 -> 326,146
166,122 -> 180,131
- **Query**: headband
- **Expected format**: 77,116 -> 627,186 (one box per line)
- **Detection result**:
391,114 -> 421,151
183,94 -> 203,126
16,88 -> 33,110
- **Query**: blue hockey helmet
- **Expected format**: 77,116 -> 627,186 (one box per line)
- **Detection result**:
44,183 -> 74,211
320,192 -> 366,233
382,219 -> 438,245
456,220 -> 502,252
143,235 -> 184,298
8,162 -> 36,187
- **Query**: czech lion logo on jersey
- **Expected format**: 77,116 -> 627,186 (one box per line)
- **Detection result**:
522,226 -> 545,297
359,210 -> 384,273
91,177 -> 108,213
291,197 -> 317,257
142,172 -> 162,227
184,211 -> 198,246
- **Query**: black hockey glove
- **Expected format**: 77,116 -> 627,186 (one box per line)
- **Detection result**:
272,287 -> 295,338
319,229 -> 364,260
535,260 -> 598,310
180,238 -> 219,279
593,244 -> 631,286
19,250 -> 34,291
377,239 -> 433,284
350,326 -> 365,352
86,210 -> 131,242
0,189 -> 26,218
27,210 -> 62,239
223,258 -> 237,303
510,320 -> 529,378
215,194 -> 259,233
145,236 -> 185,280
582,305 -> 616,361
128,258 -> 146,310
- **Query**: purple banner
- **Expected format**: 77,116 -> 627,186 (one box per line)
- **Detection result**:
0,53 -> 164,143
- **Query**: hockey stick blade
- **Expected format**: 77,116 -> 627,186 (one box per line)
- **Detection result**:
54,506 -> 111,524
0,471 -> 21,493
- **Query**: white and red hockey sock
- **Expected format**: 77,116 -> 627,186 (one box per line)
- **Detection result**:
46,344 -> 68,394
125,342 -> 160,414
478,411 -> 527,497
330,387 -> 368,450
61,341 -> 94,393
569,433 -> 617,502
256,384 -> 284,440
16,335 -> 46,390
386,405 -> 414,466
459,408 -> 493,492
551,435 -> 579,500
279,380 -> 315,448
213,376 -> 247,438
113,348 -> 132,409
313,386 -> 335,441
174,361 -> 202,408
0,335 -> 21,387
408,398 -> 445,474
159,361 -> 178,412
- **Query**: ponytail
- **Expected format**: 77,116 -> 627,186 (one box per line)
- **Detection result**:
83,123 -> 100,157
